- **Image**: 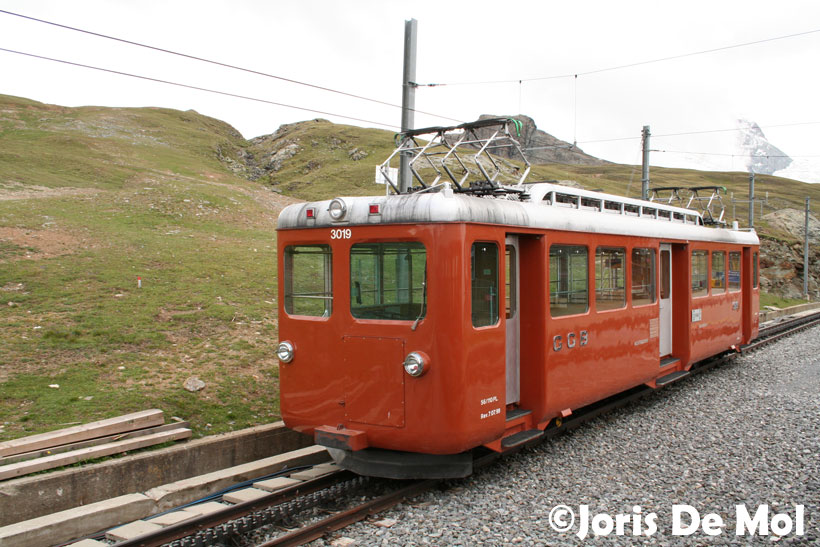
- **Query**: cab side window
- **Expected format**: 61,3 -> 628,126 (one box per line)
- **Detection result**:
471,242 -> 499,327
728,252 -> 741,292
753,252 -> 759,288
632,248 -> 656,306
284,245 -> 333,317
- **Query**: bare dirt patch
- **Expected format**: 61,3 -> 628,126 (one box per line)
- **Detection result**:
0,182 -> 100,201
0,227 -> 88,261
1,282 -> 26,292
152,311 -> 278,388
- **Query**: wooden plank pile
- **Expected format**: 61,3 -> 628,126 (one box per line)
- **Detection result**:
0,409 -> 191,481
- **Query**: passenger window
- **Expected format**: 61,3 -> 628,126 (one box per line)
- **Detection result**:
753,252 -> 759,288
729,252 -> 741,292
692,250 -> 708,297
284,245 -> 333,317
660,249 -> 671,300
472,242 -> 499,327
550,245 -> 589,317
505,245 -> 516,319
712,251 -> 726,293
350,242 -> 426,321
632,248 -> 656,306
595,247 -> 626,311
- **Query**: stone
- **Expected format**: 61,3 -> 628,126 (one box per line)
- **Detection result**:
106,520 -> 163,541
254,477 -> 302,492
183,501 -> 227,516
289,462 -> 339,480
348,148 -> 368,161
222,487 -> 269,504
147,511 -> 195,526
183,377 -> 206,392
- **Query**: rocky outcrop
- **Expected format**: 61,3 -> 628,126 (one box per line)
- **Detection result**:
763,208 -> 820,241
223,119 -> 376,187
760,208 -> 819,298
477,114 -> 607,166
760,238 -> 819,299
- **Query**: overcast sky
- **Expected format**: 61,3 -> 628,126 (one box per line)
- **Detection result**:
1,0 -> 819,181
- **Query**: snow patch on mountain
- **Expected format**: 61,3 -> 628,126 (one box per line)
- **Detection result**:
735,119 -> 792,175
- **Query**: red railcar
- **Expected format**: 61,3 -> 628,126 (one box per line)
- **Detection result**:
275,120 -> 759,479
276,183 -> 759,478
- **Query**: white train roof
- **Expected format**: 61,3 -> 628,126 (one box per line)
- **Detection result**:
277,182 -> 759,246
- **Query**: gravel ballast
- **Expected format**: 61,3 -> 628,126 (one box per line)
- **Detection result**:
326,325 -> 820,546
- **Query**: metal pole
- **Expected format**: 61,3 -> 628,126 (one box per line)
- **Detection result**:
399,18 -> 417,194
641,125 -> 650,200
805,197 -> 811,299
748,171 -> 755,228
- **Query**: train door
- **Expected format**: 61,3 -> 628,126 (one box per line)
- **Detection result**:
505,236 -> 520,404
659,243 -> 672,357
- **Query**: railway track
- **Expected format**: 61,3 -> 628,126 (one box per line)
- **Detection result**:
743,309 -> 820,351
69,311 -> 820,547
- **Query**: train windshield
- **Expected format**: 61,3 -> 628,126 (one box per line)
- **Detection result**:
350,242 -> 427,321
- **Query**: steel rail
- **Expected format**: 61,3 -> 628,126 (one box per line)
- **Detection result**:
744,311 -> 820,352
109,311 -> 820,547
114,470 -> 360,547
258,451 -> 500,546
258,478 -> 438,547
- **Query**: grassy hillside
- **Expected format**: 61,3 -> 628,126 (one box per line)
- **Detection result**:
0,93 -> 816,443
0,94 -> 293,441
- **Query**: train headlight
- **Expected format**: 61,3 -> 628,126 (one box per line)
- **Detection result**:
327,198 -> 347,221
276,341 -> 295,363
403,351 -> 429,377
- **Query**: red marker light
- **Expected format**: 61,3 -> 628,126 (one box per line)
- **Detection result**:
306,208 -> 315,219
369,204 -> 380,215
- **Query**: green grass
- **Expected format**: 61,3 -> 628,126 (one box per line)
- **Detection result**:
0,94 -> 282,441
759,293 -> 810,309
0,93 -> 816,445
0,184 -> 283,440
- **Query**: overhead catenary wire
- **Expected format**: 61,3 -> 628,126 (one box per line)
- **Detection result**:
7,39 -> 815,149
423,27 -> 820,86
0,8 -> 464,125
3,35 -> 820,164
0,46 -> 402,129
563,121 -> 820,147
653,149 -> 820,159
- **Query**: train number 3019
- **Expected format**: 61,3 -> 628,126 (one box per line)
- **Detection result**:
330,228 -> 352,239
553,330 -> 589,352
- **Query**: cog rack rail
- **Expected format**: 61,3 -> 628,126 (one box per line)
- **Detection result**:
378,117 -> 531,196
